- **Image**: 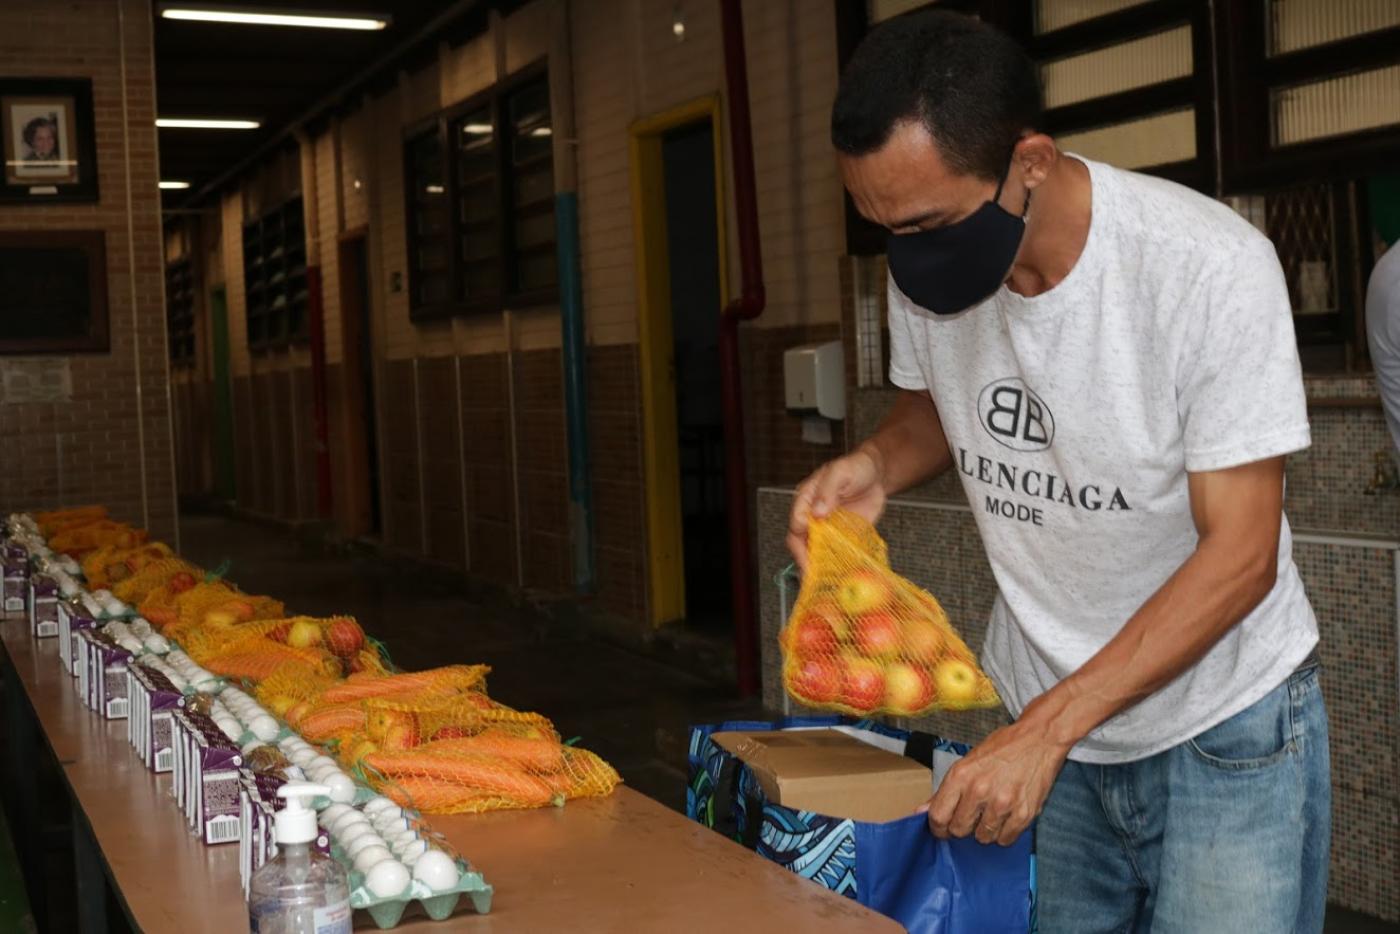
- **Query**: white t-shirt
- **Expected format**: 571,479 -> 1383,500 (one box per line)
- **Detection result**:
1366,242 -> 1400,456
888,156 -> 1318,764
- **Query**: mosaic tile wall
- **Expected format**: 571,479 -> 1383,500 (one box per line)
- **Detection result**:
757,487 -> 1400,921
852,380 -> 1400,535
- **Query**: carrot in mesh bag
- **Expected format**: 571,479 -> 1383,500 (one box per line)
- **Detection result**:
781,509 -> 998,717
202,640 -> 343,683
48,520 -> 147,557
362,739 -> 622,814
35,505 -> 108,536
316,665 -> 490,704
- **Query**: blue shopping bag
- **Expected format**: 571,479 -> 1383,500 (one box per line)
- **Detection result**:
687,717 -> 1035,934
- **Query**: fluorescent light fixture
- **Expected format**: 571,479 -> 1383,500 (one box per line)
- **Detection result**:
157,118 -> 261,129
161,6 -> 389,30
424,184 -> 445,195
529,126 -> 553,138
159,180 -> 191,190
461,122 -> 493,135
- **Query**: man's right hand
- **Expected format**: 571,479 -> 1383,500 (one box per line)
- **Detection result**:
787,446 -> 888,571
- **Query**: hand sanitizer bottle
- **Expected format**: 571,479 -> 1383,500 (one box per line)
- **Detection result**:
249,783 -> 351,934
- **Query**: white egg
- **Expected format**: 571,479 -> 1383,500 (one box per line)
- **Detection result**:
364,859 -> 410,898
324,773 -> 356,804
374,815 -> 409,835
362,796 -> 395,816
345,834 -> 384,859
321,804 -> 351,824
411,850 -> 459,892
307,755 -> 338,773
333,812 -> 370,835
283,765 -> 306,780
394,838 -> 428,861
249,715 -> 280,741
354,845 -> 394,876
338,822 -> 374,847
392,829 -> 419,848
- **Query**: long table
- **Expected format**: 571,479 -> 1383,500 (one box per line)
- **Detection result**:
0,619 -> 899,932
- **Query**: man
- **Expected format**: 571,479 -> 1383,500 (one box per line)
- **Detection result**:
787,11 -> 1328,933
1367,238 -> 1400,456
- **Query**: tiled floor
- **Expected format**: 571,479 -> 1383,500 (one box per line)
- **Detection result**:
178,514 -> 1399,933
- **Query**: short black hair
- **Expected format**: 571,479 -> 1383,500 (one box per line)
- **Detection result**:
831,10 -> 1042,180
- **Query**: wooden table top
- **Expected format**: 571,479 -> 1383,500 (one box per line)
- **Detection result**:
1,620 -> 899,933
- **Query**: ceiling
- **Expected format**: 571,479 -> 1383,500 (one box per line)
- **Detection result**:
154,0 -> 473,208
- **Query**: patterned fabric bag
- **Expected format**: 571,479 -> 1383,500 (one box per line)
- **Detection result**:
687,717 -> 1036,934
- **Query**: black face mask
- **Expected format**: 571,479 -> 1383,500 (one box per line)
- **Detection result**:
885,158 -> 1030,315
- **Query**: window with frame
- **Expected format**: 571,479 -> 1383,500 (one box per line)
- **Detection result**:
166,255 -> 195,366
405,69 -> 556,320
242,195 -> 308,350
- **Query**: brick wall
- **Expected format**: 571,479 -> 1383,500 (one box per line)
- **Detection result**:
0,0 -> 177,542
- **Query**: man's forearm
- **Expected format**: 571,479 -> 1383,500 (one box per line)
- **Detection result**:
859,390 -> 953,496
1022,531 -> 1279,752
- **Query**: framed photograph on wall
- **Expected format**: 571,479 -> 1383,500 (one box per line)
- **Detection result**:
0,231 -> 109,354
0,78 -> 99,203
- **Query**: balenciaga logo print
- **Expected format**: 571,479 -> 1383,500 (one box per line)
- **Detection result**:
978,378 -> 1054,452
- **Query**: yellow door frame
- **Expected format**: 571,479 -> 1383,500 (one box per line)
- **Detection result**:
629,95 -> 730,627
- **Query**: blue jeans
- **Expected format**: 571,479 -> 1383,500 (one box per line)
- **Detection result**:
1037,658 -> 1330,934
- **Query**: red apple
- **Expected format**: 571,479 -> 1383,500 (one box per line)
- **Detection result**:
807,600 -> 852,641
168,572 -> 197,594
287,619 -> 323,648
854,610 -> 901,660
885,662 -> 935,715
788,615 -> 839,658
841,658 -> 886,713
836,570 -> 893,615
901,619 -> 945,663
934,658 -> 980,705
325,618 -> 365,658
789,657 -> 842,705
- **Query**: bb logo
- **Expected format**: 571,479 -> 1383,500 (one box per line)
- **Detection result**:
977,378 -> 1054,452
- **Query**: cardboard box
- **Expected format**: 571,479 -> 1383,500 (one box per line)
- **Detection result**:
711,728 -> 933,823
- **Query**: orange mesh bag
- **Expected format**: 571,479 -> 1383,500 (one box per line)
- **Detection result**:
780,509 -> 998,717
202,639 -> 342,683
229,616 -> 373,667
48,520 -> 147,557
112,557 -> 197,604
254,661 -> 342,719
314,665 -> 490,706
359,733 -> 622,815
87,542 -> 174,586
35,505 -> 107,536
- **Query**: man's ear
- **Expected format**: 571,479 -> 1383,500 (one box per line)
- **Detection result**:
1014,134 -> 1058,192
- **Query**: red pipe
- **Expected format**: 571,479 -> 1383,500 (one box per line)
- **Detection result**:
720,0 -> 765,697
307,265 -> 333,519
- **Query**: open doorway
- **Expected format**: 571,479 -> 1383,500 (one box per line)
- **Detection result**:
337,231 -> 381,538
630,97 -> 729,628
662,121 -> 729,629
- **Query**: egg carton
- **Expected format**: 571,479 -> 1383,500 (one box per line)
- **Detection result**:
343,857 -> 493,929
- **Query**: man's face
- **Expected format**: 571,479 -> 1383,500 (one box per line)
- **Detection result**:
31,125 -> 56,157
839,121 -> 999,235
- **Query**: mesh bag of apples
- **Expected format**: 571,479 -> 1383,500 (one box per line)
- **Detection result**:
782,510 -> 999,717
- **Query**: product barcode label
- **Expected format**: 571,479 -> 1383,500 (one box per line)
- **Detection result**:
155,748 -> 173,772
207,815 -> 241,844
106,697 -> 129,719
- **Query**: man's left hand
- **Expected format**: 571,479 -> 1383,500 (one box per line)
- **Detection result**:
923,718 -> 1071,846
